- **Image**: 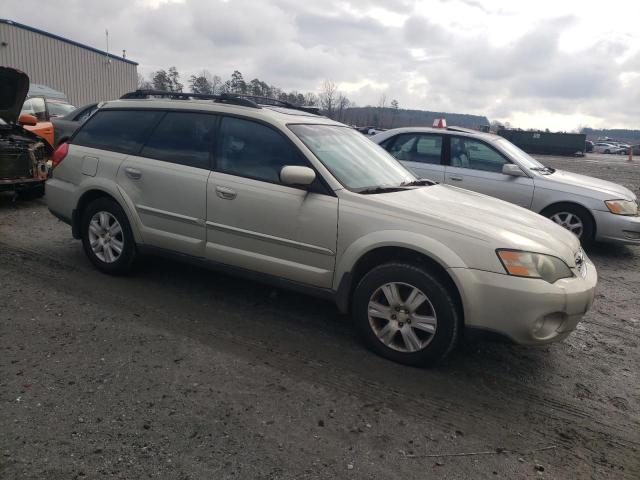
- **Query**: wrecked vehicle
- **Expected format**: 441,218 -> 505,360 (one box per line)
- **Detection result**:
0,67 -> 52,198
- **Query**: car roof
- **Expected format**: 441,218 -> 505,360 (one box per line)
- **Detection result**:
371,126 -> 502,144
99,98 -> 343,129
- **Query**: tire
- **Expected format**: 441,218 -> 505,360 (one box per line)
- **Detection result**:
352,262 -> 461,366
604,149 -> 610,154
542,203 -> 594,246
81,197 -> 136,275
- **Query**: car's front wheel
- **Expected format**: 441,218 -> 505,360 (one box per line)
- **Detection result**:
542,203 -> 594,245
81,197 -> 136,275
353,263 -> 461,366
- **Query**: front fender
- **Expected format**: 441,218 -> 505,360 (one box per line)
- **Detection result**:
333,230 -> 468,291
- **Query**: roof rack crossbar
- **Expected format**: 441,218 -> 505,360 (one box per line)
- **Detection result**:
119,90 -> 320,115
235,95 -> 320,115
120,90 -> 261,109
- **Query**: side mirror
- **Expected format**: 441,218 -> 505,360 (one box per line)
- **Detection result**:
18,113 -> 38,126
502,164 -> 526,177
280,166 -> 316,187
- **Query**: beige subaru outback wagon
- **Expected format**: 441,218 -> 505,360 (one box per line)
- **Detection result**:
46,91 -> 597,366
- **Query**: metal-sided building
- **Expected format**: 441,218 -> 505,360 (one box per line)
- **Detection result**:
0,19 -> 137,107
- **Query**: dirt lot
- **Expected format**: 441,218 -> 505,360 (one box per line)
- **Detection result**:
1,153 -> 639,479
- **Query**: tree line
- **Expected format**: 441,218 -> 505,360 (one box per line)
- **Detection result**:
138,68 -> 372,123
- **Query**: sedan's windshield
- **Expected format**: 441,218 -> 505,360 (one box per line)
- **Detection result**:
289,124 -> 415,190
495,138 -> 546,170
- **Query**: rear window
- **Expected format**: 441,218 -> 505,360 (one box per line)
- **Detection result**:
140,112 -> 217,169
73,110 -> 163,155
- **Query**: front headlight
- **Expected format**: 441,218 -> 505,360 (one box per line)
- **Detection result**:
605,199 -> 638,216
496,249 -> 574,283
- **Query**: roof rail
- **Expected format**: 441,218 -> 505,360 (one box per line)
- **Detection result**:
120,90 -> 261,109
237,95 -> 320,115
445,126 -> 478,134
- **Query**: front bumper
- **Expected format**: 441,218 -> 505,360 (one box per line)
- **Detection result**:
449,256 -> 597,345
593,209 -> 640,244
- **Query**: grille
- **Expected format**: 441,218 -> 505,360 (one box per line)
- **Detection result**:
0,149 -> 32,179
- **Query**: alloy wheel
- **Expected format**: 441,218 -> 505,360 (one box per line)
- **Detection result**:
368,282 -> 438,353
88,211 -> 124,263
550,212 -> 584,238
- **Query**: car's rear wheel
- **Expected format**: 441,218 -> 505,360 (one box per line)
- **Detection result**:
542,203 -> 594,245
81,197 -> 136,275
353,263 -> 460,366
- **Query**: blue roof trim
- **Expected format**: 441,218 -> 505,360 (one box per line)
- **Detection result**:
0,19 -> 139,66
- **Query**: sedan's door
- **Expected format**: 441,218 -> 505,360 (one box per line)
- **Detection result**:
383,133 -> 445,182
444,136 -> 534,209
116,111 -> 217,257
206,116 -> 338,288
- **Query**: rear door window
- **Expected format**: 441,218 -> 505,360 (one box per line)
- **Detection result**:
72,110 -> 163,155
140,112 -> 217,169
386,133 -> 443,164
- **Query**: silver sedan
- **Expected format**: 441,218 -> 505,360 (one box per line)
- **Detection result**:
372,127 -> 640,245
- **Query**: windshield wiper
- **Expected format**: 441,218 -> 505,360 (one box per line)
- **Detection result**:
530,166 -> 555,175
400,178 -> 437,187
356,185 -> 411,195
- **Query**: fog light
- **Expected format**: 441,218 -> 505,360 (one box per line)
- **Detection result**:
623,230 -> 640,240
532,313 -> 567,340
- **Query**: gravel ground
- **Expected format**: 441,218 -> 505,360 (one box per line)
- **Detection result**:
0,153 -> 639,479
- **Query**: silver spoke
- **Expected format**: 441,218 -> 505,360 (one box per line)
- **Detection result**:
110,238 -> 123,254
400,327 -> 422,352
381,283 -> 402,306
99,212 -> 110,230
377,322 -> 397,346
368,301 -> 392,320
411,315 -> 437,334
89,221 -> 102,236
109,223 -> 122,236
405,287 -> 426,313
103,244 -> 114,263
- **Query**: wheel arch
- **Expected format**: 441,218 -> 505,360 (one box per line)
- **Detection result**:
538,201 -> 597,240
335,244 -> 464,326
72,187 -> 141,242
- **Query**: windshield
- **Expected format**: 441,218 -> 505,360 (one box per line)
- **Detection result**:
47,101 -> 76,117
495,138 -> 546,170
289,124 -> 415,190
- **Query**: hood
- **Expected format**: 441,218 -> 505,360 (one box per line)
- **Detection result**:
538,169 -> 636,201
362,184 -> 581,265
0,67 -> 29,124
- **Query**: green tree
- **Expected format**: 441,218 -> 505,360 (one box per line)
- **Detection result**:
189,71 -> 213,94
168,66 -> 183,92
151,69 -> 171,91
230,70 -> 246,94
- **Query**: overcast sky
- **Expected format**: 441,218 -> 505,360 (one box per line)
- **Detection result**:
4,0 -> 639,130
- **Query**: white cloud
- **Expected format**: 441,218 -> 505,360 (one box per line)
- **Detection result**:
3,0 -> 639,130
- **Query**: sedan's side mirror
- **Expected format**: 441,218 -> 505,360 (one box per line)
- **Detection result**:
18,113 -> 38,126
502,164 -> 526,177
280,166 -> 316,187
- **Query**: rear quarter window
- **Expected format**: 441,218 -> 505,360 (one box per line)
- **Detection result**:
72,110 -> 163,155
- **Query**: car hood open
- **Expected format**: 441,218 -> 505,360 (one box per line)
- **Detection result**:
0,67 -> 29,124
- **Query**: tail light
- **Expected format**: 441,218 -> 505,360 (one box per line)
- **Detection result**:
51,142 -> 69,168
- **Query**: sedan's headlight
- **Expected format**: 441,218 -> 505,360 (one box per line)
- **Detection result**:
497,249 -> 573,283
605,199 -> 638,216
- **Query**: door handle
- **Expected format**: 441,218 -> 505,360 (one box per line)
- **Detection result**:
449,176 -> 463,181
125,167 -> 142,180
216,186 -> 237,200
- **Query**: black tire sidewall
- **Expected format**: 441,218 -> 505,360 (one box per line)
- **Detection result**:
353,263 -> 460,366
81,198 -> 136,275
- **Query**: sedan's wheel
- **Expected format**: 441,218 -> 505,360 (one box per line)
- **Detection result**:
353,262 -> 460,366
542,203 -> 594,246
81,197 -> 136,275
550,211 -> 584,238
